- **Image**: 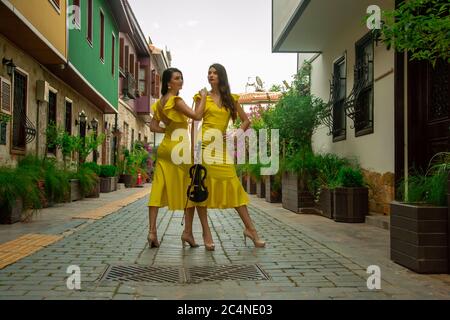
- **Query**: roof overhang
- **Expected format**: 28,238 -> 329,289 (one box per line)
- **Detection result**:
273,0 -> 390,53
0,0 -> 66,65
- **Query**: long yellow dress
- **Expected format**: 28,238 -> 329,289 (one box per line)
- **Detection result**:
148,96 -> 191,210
188,93 -> 249,209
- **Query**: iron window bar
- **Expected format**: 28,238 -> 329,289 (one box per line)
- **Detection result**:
321,72 -> 346,136
18,107 -> 36,144
344,54 -> 373,129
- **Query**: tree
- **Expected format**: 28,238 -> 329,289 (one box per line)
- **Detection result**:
381,0 -> 450,66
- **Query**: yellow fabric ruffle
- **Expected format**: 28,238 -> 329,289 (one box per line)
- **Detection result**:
150,96 -> 187,123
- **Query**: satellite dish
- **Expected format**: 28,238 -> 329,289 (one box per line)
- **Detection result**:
256,76 -> 264,88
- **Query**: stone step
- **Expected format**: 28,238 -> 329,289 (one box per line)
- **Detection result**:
365,212 -> 389,230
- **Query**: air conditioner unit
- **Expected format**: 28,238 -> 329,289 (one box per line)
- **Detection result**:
36,80 -> 49,103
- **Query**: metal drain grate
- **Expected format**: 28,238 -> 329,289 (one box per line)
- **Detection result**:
188,265 -> 270,283
99,264 -> 270,284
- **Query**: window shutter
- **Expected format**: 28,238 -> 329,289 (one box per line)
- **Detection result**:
151,69 -> 156,97
0,78 -> 12,115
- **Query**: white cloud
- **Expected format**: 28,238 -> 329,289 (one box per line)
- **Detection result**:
152,22 -> 160,30
186,20 -> 199,27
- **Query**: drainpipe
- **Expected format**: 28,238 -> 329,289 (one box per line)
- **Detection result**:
36,100 -> 40,156
403,51 -> 408,201
113,113 -> 118,166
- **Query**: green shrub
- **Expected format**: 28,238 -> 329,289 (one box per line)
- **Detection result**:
335,166 -> 365,188
81,162 -> 101,176
315,153 -> 352,188
99,165 -> 118,178
70,167 -> 98,197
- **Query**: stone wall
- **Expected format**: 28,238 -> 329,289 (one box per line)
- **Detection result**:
363,169 -> 395,215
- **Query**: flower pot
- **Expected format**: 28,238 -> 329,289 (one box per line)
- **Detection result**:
318,188 -> 334,219
0,198 -> 23,224
100,177 -> 116,193
247,175 -> 257,195
69,179 -> 83,202
282,171 -> 315,213
265,175 -> 281,203
86,179 -> 100,198
256,179 -> 266,198
334,187 -> 368,223
390,201 -> 448,274
123,174 -> 134,188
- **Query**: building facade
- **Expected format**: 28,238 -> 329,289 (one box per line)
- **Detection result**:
272,0 -> 449,215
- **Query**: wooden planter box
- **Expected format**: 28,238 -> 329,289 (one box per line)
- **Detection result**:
256,178 -> 266,198
318,188 -> 334,219
334,187 -> 368,223
123,174 -> 134,188
69,179 -> 83,202
0,198 -> 23,224
265,175 -> 281,203
241,174 -> 248,192
100,177 -> 117,193
390,201 -> 448,274
86,180 -> 100,198
247,175 -> 257,194
282,172 -> 315,213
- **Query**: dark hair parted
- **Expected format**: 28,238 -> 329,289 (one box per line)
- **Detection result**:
161,67 -> 183,96
209,63 -> 237,121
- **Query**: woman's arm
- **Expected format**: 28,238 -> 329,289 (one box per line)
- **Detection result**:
150,117 -> 165,133
235,101 -> 251,132
173,90 -> 207,121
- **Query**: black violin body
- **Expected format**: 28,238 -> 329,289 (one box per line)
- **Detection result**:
187,164 -> 208,202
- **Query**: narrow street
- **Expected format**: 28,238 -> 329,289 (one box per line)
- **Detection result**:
0,186 -> 449,300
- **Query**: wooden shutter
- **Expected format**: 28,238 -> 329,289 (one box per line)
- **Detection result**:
155,73 -> 160,98
0,77 -> 12,115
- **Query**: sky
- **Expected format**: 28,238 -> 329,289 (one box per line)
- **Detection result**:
128,0 -> 297,101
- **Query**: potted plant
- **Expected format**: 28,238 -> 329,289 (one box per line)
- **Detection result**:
282,148 -> 317,213
82,162 -> 101,198
315,154 -> 352,219
333,166 -> 368,223
0,167 -> 43,224
265,173 -> 282,203
99,165 -> 118,193
390,152 -> 449,274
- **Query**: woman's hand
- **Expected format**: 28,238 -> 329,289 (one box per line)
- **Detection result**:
199,87 -> 208,99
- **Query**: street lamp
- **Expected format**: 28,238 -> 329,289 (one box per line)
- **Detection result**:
2,58 -> 16,77
75,110 -> 87,126
90,118 -> 99,132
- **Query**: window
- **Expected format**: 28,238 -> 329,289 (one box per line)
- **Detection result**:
135,61 -> 139,91
12,70 -> 27,151
354,33 -> 374,136
125,46 -> 129,72
65,99 -> 72,134
151,69 -> 156,97
332,56 -> 347,142
47,91 -> 57,154
119,38 -> 124,71
123,122 -> 129,148
111,34 -> 116,77
144,136 -> 148,144
72,0 -> 81,28
87,0 -> 93,45
131,129 -> 134,149
138,133 -> 141,142
49,0 -> 60,12
100,11 -> 105,61
139,66 -> 148,96
129,54 -> 135,76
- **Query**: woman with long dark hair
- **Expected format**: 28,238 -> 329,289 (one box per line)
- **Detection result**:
147,67 -> 207,248
184,63 -> 265,250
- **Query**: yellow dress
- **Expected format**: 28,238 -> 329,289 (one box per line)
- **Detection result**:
188,93 -> 249,209
148,96 -> 191,210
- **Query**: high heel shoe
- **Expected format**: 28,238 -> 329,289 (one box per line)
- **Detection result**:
147,232 -> 160,248
181,232 -> 199,248
202,233 -> 215,251
243,229 -> 266,248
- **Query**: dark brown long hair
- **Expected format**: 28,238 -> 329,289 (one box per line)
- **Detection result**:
209,63 -> 237,121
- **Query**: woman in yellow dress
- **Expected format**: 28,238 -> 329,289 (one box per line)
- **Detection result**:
147,68 -> 207,248
184,63 -> 266,249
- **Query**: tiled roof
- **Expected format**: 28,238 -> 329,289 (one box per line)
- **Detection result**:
238,92 -> 282,104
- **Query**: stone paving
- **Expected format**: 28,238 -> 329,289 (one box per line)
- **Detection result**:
0,190 -> 449,300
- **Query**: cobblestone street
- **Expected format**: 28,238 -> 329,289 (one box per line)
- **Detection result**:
0,187 -> 449,300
